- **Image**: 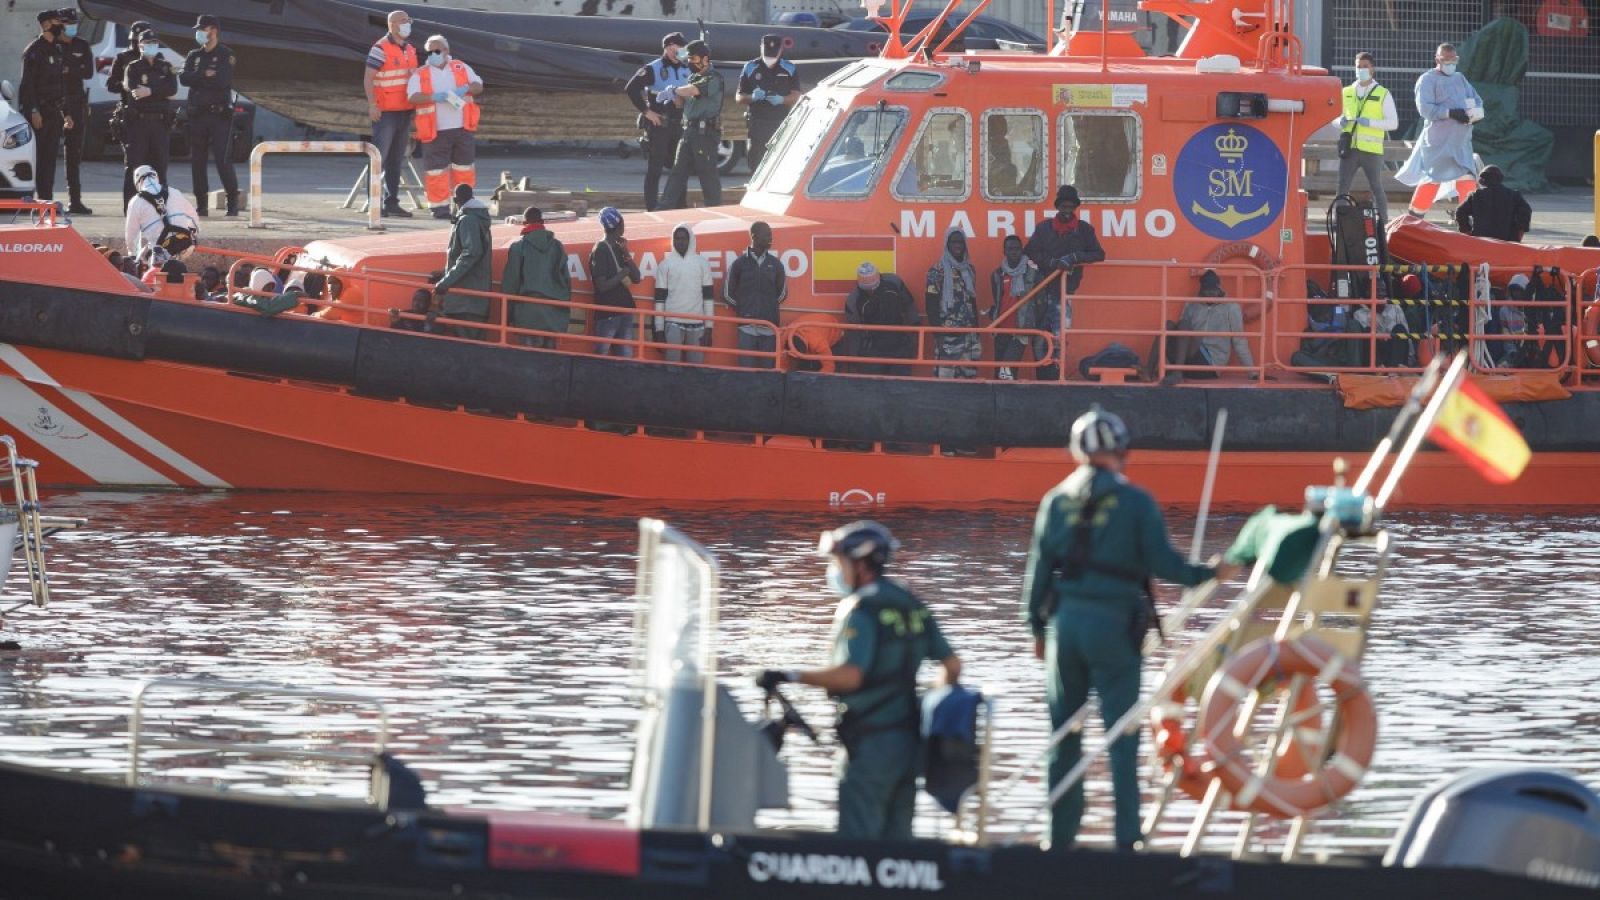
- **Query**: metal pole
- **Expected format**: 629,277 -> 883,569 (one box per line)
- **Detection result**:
1191,408 -> 1228,562
1375,351 -> 1469,509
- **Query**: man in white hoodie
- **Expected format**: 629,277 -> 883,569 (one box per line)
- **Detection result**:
124,164 -> 199,262
653,223 -> 715,363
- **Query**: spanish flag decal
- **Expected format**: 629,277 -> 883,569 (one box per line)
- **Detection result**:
1427,378 -> 1531,484
812,235 -> 896,294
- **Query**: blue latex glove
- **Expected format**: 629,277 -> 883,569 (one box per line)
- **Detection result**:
750,87 -> 767,102
431,90 -> 451,102
765,93 -> 784,106
1057,253 -> 1079,267
453,83 -> 472,97
655,87 -> 677,106
1356,117 -> 1372,127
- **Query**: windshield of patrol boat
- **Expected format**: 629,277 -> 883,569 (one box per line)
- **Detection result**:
752,96 -> 843,195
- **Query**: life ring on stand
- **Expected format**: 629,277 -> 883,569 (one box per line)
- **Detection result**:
1196,634 -> 1377,820
1195,242 -> 1281,317
1151,675 -> 1324,804
1583,302 -> 1600,366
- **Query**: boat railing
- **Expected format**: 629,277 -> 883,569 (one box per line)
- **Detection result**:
0,199 -> 59,228
782,321 -> 1058,373
1271,263 -> 1582,378
128,678 -> 392,806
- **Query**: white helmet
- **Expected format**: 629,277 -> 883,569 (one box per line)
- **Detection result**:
1069,407 -> 1130,462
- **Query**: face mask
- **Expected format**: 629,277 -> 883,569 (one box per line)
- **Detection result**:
195,30 -> 210,45
762,54 -> 778,67
1356,67 -> 1373,82
675,47 -> 689,62
139,177 -> 160,194
428,51 -> 446,67
64,24 -> 77,38
141,44 -> 160,58
1440,62 -> 1456,75
397,22 -> 412,38
826,560 -> 853,599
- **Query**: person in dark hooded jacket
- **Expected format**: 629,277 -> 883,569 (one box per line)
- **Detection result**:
1023,185 -> 1104,380
433,184 -> 494,339
1454,165 -> 1531,243
844,262 -> 919,375
502,207 -> 572,347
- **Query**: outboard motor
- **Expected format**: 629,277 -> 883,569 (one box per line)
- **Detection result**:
1386,768 -> 1600,890
627,519 -> 788,831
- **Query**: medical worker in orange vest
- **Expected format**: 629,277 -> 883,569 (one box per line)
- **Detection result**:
406,35 -> 483,220
364,10 -> 418,219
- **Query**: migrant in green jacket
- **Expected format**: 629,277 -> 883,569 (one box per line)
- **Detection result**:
502,229 -> 572,336
434,200 -> 494,320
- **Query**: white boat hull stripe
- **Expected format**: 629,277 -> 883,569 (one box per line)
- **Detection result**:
0,377 -> 174,486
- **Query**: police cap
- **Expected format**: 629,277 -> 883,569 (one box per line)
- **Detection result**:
195,15 -> 220,29
130,20 -> 152,38
37,9 -> 60,23
55,8 -> 78,24
661,31 -> 687,49
686,39 -> 711,58
761,33 -> 784,56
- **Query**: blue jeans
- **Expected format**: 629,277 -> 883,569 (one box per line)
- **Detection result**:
594,312 -> 635,358
371,110 -> 413,207
737,328 -> 776,368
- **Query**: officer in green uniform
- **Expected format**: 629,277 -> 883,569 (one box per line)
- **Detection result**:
1021,408 -> 1238,851
758,521 -> 961,840
661,39 -> 724,210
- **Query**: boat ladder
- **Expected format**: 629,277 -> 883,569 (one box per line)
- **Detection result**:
0,435 -> 83,618
1145,526 -> 1391,859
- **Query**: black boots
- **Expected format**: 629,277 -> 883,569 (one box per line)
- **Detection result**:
225,191 -> 240,217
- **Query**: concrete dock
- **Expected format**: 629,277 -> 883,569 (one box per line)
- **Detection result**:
50,149 -> 1600,256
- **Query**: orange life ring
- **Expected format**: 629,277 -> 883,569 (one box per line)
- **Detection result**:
1583,302 -> 1600,366
1151,675 -> 1323,804
1196,634 -> 1377,820
1202,241 -> 1280,272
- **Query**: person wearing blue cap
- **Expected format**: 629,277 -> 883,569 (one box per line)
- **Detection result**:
844,262 -> 918,375
588,207 -> 642,356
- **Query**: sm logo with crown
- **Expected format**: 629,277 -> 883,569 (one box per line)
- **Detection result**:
1174,123 -> 1287,240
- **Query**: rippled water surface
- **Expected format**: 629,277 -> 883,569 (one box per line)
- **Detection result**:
0,492 -> 1595,855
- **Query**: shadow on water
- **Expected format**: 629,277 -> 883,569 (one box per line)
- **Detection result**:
0,491 -> 1594,851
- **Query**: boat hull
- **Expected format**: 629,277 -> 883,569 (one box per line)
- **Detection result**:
0,759 -> 1588,899
0,343 -> 1594,506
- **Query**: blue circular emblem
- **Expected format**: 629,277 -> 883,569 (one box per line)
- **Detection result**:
1174,123 -> 1287,241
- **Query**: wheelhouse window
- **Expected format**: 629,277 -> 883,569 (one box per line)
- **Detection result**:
982,110 -> 1046,202
757,97 -> 842,196
807,105 -> 908,199
891,109 -> 971,202
1058,111 -> 1141,202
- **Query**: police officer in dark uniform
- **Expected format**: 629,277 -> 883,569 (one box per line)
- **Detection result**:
18,9 -> 69,204
624,32 -> 690,211
120,30 -> 178,214
108,22 -> 155,208
736,34 -> 801,174
180,16 -> 240,217
661,39 -> 724,210
55,8 -> 95,214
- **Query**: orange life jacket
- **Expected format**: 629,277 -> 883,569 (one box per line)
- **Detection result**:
414,61 -> 480,143
370,38 -> 417,113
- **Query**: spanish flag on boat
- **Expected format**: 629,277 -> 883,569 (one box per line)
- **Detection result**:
1427,378 -> 1532,483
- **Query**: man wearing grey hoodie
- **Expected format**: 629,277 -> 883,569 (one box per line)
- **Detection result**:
433,184 -> 494,340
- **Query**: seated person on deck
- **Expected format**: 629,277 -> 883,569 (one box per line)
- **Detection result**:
1146,269 -> 1253,384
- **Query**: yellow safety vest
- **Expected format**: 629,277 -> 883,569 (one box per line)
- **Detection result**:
1341,83 -> 1388,155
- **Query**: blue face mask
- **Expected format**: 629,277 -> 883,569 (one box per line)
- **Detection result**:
826,560 -> 853,598
64,24 -> 77,38
675,47 -> 689,62
1440,62 -> 1456,75
195,30 -> 210,45
141,43 -> 160,58
428,51 -> 446,67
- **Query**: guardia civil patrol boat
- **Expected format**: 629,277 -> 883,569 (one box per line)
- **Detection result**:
0,0 -> 1596,506
0,371 -> 1595,898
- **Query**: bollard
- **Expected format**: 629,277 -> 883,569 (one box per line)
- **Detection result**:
248,140 -> 385,232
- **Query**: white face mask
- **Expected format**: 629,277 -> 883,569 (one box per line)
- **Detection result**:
762,54 -> 778,67
428,50 -> 446,67
826,560 -> 853,598
397,22 -> 412,38
1440,61 -> 1457,75
1356,67 -> 1373,83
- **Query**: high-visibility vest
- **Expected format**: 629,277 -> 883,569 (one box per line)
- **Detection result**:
1341,83 -> 1388,155
414,61 -> 480,143
371,38 -> 417,113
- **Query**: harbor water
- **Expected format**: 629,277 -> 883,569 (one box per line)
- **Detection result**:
0,491 -> 1594,855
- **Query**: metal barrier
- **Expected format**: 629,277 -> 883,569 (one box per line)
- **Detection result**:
0,199 -> 58,227
128,678 -> 390,803
247,141 -> 384,232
